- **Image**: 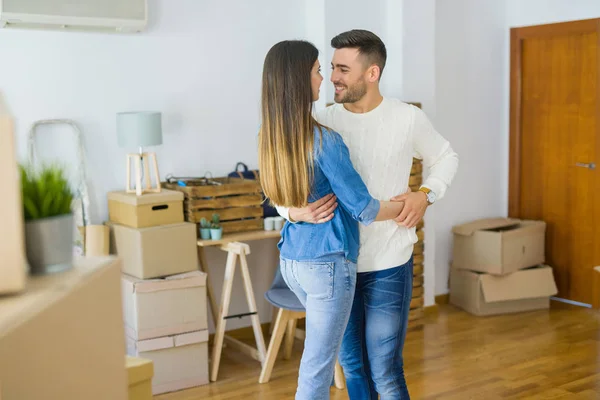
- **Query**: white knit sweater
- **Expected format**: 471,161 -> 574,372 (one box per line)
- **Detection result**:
278,98 -> 458,273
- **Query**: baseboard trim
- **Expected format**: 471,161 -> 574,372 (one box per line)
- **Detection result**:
435,294 -> 449,305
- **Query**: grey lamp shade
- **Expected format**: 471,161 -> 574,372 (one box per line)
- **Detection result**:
116,111 -> 163,148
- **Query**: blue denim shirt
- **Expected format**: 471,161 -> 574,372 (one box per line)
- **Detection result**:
278,127 -> 380,263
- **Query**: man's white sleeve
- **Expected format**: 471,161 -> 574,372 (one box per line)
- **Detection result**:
412,106 -> 459,200
275,205 -> 292,222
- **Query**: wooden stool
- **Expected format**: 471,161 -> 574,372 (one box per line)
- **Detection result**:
260,309 -> 346,389
209,241 -> 267,382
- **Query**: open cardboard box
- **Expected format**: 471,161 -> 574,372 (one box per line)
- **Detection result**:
449,264 -> 558,316
452,218 -> 546,275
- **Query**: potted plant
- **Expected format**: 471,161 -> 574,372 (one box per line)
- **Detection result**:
210,213 -> 223,240
20,163 -> 75,275
199,217 -> 211,240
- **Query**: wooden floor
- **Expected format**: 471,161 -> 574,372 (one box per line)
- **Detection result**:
155,303 -> 600,400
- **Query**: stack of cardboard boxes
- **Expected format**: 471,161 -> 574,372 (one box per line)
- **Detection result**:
106,189 -> 209,395
449,218 -> 558,316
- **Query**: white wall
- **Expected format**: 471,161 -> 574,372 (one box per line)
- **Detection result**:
432,0 -> 600,295
305,0 -> 327,111
507,0 -> 600,27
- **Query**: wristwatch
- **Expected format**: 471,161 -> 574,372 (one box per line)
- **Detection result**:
418,186 -> 436,205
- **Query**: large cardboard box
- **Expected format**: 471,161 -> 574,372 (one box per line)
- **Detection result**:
449,265 -> 558,316
126,330 -> 209,395
452,218 -> 546,275
122,271 -> 208,340
109,222 -> 198,279
0,117 -> 27,295
0,256 -> 128,400
108,189 -> 184,228
125,356 -> 154,400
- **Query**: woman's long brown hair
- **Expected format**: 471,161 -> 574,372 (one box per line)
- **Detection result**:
258,40 -> 322,208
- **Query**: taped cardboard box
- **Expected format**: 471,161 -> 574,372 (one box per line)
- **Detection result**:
452,218 -> 546,275
108,221 -> 198,279
125,356 -> 153,400
449,265 -> 558,316
126,330 -> 209,395
122,271 -> 208,340
108,189 -> 184,228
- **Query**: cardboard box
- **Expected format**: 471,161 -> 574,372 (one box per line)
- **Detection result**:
449,265 -> 558,316
122,271 -> 208,340
109,222 -> 198,279
126,330 -> 209,395
0,117 -> 26,295
0,256 -> 128,400
125,356 -> 154,400
452,218 -> 546,275
108,189 -> 184,228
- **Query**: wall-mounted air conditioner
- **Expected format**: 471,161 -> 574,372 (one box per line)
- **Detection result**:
0,0 -> 147,33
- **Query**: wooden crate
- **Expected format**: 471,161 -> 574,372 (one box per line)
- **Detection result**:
409,157 -> 425,330
162,177 -> 264,234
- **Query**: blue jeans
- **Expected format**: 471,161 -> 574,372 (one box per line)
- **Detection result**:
280,254 -> 357,400
339,257 -> 414,400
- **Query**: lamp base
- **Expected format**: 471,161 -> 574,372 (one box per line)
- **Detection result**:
126,152 -> 161,196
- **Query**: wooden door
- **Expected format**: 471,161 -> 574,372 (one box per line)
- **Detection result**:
509,18 -> 600,305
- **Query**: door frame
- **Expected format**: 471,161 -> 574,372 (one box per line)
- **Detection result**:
508,18 -> 600,217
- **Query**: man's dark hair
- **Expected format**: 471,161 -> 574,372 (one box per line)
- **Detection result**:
331,29 -> 387,78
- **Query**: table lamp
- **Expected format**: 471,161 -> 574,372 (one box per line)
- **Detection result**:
117,111 -> 163,196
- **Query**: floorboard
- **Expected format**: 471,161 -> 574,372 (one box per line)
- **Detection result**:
155,302 -> 600,399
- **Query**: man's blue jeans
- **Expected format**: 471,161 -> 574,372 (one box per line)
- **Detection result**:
280,254 -> 357,400
339,256 -> 414,400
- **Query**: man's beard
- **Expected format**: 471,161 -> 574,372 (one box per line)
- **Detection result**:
334,79 -> 367,103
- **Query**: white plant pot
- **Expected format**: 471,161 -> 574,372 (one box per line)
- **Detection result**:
25,213 -> 74,275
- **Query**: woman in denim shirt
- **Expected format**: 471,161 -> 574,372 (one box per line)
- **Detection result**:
258,40 -> 405,400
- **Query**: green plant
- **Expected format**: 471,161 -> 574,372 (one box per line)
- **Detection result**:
200,217 -> 210,229
211,213 -> 221,229
20,164 -> 74,221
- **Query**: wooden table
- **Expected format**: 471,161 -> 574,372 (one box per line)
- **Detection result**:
197,230 -> 281,382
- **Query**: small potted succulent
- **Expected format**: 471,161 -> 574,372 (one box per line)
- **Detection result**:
210,213 -> 223,240
199,217 -> 211,240
20,163 -> 74,275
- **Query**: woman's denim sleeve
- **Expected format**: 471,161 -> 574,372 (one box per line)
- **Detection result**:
316,130 -> 380,225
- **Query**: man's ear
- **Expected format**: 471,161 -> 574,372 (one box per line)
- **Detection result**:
368,65 -> 381,83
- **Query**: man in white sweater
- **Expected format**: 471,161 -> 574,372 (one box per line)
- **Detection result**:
278,30 -> 458,399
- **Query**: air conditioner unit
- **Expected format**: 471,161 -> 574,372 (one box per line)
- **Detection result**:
0,0 -> 147,33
